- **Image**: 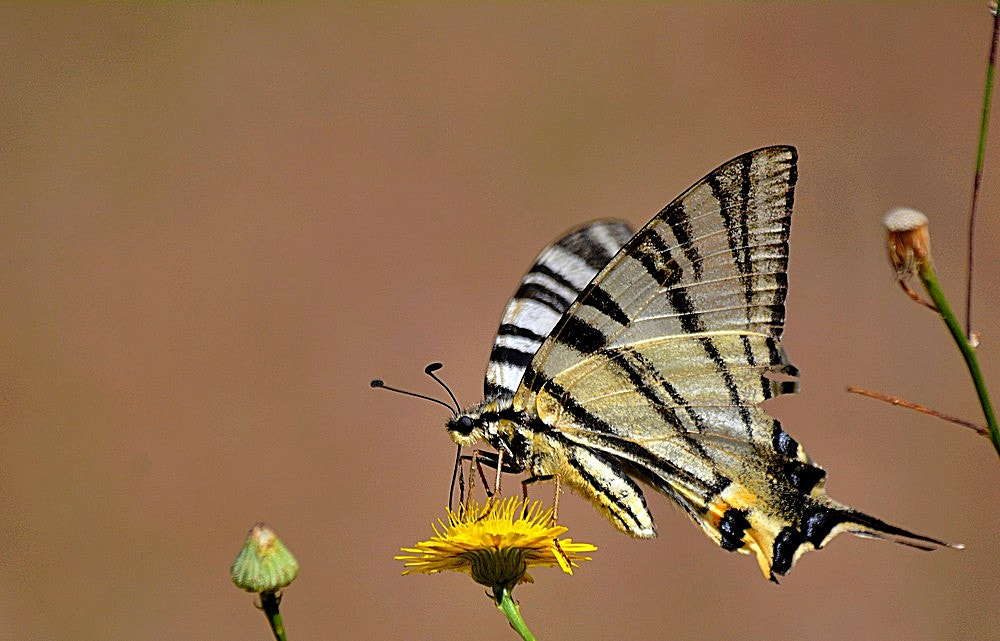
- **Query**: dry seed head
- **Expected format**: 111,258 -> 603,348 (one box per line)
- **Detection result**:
883,207 -> 931,277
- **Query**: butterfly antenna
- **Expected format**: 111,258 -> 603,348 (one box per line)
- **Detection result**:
369,379 -> 456,413
424,362 -> 461,413
449,443 -> 462,512
423,363 -> 467,511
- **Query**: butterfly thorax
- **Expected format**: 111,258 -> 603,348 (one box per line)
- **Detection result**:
446,394 -> 532,473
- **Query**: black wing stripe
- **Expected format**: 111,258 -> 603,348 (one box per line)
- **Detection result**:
740,334 -> 772,401
612,350 -> 686,431
633,228 -> 684,289
663,202 -> 702,279
531,262 -> 584,295
540,379 -> 714,493
497,323 -> 546,342
489,345 -> 535,370
611,347 -> 712,460
710,152 -> 754,281
697,335 -> 754,433
564,447 -> 644,532
513,282 -> 573,315
558,228 -> 618,271
630,229 -> 708,336
483,381 -> 506,399
620,346 -> 710,433
552,315 -> 608,355
580,283 -> 630,326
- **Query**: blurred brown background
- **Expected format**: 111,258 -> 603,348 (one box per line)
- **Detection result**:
3,5 -> 999,640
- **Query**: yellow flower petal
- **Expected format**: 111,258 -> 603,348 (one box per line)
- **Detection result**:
396,497 -> 596,593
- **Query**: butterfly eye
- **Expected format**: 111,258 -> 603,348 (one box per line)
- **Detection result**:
453,415 -> 475,435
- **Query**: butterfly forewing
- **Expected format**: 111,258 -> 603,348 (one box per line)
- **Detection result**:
485,220 -> 633,398
519,147 -> 797,397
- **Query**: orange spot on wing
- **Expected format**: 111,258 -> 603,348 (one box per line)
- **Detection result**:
722,484 -> 759,511
706,501 -> 727,528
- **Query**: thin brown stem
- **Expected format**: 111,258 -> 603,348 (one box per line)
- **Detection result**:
897,278 -> 938,311
847,385 -> 988,437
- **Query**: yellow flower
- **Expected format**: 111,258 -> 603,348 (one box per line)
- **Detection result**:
396,497 -> 596,596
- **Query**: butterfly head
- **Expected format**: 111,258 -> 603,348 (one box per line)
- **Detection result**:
446,401 -> 502,448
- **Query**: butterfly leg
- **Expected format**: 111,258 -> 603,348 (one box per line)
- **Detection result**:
453,454 -> 466,510
457,450 -> 506,522
465,450 -> 477,504
493,448 -> 504,498
519,473 -> 572,570
520,473 -> 561,520
457,451 -> 497,523
459,449 -> 520,497
460,450 -> 496,501
476,449 -> 504,522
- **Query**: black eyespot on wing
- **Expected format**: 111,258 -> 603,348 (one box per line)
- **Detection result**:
784,460 -> 826,494
772,423 -> 799,458
771,527 -> 804,576
719,508 -> 751,551
802,506 -> 847,548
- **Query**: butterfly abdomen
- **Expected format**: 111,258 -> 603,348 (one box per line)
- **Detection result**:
526,428 -> 657,538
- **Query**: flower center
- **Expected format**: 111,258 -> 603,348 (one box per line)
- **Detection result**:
461,547 -> 529,593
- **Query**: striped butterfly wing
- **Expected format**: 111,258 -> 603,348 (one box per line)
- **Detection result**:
485,220 -> 633,399
512,146 -> 952,579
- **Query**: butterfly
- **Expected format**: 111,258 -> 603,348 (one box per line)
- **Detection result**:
419,146 -> 956,581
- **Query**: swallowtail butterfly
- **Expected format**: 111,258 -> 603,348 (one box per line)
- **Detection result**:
427,146 -> 957,580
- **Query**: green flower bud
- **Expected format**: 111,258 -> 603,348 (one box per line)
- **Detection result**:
230,523 -> 299,593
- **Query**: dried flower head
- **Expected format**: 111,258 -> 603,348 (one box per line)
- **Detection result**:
396,497 -> 596,596
884,207 -> 932,277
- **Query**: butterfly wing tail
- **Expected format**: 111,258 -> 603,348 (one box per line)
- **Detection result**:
822,505 -> 962,551
764,500 -> 962,580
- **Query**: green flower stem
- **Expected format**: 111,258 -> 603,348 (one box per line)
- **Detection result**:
919,261 -> 1000,457
496,588 -> 537,641
259,591 -> 288,641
